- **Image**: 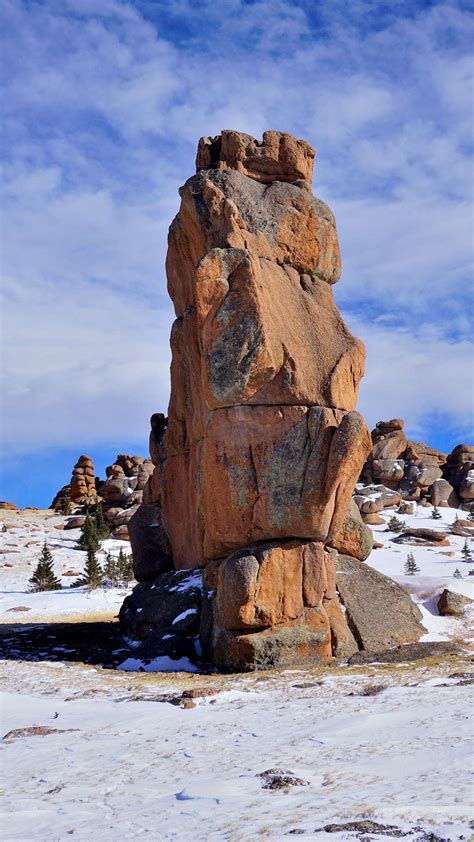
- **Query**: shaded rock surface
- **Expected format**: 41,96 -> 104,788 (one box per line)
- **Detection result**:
437,588 -> 473,617
334,554 -> 425,651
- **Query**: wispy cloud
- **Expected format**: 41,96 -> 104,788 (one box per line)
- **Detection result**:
1,0 -> 473,477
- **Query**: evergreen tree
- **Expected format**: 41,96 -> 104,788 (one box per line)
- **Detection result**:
73,546 -> 103,588
453,568 -> 462,579
404,552 -> 420,576
461,540 -> 472,561
387,515 -> 406,533
467,504 -> 474,523
431,506 -> 442,520
104,551 -> 118,586
93,502 -> 110,540
60,494 -> 72,516
29,542 -> 61,592
117,548 -> 134,587
77,513 -> 100,552
2,524 -> 7,533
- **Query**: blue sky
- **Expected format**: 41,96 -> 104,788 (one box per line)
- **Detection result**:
1,0 -> 473,508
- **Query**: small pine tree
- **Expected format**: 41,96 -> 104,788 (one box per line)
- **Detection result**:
467,504 -> 474,523
94,502 -> 110,540
104,551 -> 118,586
77,513 -> 100,552
117,548 -> 134,587
404,552 -> 420,576
453,568 -> 462,579
388,515 -> 406,533
29,542 -> 61,592
60,494 -> 72,516
461,540 -> 472,561
431,506 -> 442,520
1,524 -> 7,533
73,546 -> 103,588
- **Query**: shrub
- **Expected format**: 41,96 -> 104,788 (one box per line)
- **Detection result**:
387,515 -> 406,533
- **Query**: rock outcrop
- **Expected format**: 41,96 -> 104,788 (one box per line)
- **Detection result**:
360,420 -> 474,512
51,453 -> 154,539
121,130 -> 425,670
69,455 -> 97,505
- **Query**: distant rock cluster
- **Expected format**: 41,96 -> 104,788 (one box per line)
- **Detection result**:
358,419 -> 474,520
51,453 -> 153,538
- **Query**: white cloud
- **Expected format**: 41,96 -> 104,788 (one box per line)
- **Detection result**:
1,0 -> 473,461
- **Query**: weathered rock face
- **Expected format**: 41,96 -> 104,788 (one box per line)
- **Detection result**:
334,554 -> 425,650
160,131 -> 370,571
122,130 -> 426,670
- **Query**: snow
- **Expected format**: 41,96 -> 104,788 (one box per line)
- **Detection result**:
117,655 -> 199,672
172,607 -> 198,624
0,505 -> 473,840
1,666 -> 472,840
365,503 -> 474,643
0,510 -> 132,622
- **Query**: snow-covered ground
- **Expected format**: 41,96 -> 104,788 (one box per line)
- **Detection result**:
364,503 -> 474,643
0,510 -> 132,621
1,505 -> 473,840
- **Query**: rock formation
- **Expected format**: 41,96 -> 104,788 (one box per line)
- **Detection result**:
360,420 -> 474,513
121,130 -> 426,670
51,453 -> 154,538
69,455 -> 97,505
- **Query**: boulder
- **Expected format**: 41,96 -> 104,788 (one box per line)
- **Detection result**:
398,501 -> 416,515
437,588 -> 473,617
430,479 -> 458,508
212,608 -> 332,671
196,129 -> 316,190
371,459 -> 404,482
371,431 -> 407,461
361,513 -> 385,525
0,501 -> 17,510
334,554 -> 425,650
119,569 -> 202,661
452,519 -> 474,537
128,503 -> 172,582
330,499 -> 373,561
372,419 -> 404,435
64,516 -> 86,530
393,528 -> 449,544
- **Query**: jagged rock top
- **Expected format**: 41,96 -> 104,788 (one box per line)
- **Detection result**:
196,130 -> 315,190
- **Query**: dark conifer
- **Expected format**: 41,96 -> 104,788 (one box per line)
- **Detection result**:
29,542 -> 61,592
73,546 -> 103,588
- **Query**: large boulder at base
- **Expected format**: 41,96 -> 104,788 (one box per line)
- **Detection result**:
334,554 -> 425,650
128,503 -> 172,582
212,609 -> 332,671
329,498 -> 373,561
119,569 -> 203,661
437,588 -> 473,617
